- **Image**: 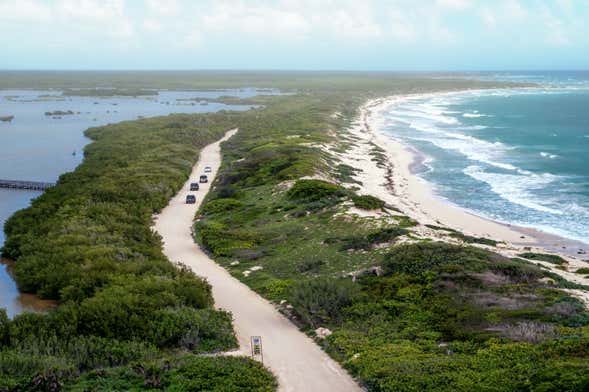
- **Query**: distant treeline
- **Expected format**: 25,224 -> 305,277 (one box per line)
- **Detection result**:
0,70 -> 534,92
62,88 -> 158,97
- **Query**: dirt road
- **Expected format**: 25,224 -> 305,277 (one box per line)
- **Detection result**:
153,129 -> 362,392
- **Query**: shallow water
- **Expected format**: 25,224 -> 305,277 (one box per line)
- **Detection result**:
0,258 -> 56,318
0,88 -> 268,316
379,73 -> 589,246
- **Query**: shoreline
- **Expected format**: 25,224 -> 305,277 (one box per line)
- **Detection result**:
336,91 -> 589,297
367,92 -> 589,255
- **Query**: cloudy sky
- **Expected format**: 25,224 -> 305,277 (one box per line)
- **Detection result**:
0,0 -> 587,70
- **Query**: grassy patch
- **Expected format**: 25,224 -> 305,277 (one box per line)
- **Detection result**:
352,195 -> 385,210
450,232 -> 499,247
518,252 -> 568,265
287,179 -> 346,201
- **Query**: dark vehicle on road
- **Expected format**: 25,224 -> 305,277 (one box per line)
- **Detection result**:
190,182 -> 200,191
185,195 -> 196,204
199,175 -> 208,183
204,166 -> 212,173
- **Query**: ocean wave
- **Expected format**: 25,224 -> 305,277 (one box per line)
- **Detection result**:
379,87 -> 589,245
383,101 -> 522,173
401,117 -> 519,172
389,100 -> 461,126
463,165 -> 562,215
540,152 -> 558,159
457,125 -> 488,131
463,113 -> 489,118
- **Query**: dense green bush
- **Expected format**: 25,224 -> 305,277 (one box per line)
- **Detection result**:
352,195 -> 385,210
286,179 -> 346,201
382,242 -> 491,276
326,227 -> 408,251
202,198 -> 244,214
518,252 -> 568,265
449,232 -> 498,246
198,221 -> 259,257
288,278 -> 358,327
69,356 -> 277,391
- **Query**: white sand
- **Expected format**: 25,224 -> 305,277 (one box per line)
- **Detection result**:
335,95 -> 589,304
153,129 -> 362,392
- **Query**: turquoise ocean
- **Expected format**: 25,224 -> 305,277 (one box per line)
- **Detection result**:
379,71 -> 589,246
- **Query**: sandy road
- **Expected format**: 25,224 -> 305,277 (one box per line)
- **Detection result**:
153,129 -> 362,392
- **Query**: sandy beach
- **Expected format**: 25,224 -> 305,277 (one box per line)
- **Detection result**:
335,93 -> 589,303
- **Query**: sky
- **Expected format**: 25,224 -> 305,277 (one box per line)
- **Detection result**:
0,0 -> 588,71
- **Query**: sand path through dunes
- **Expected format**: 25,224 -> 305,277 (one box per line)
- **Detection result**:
153,129 -> 362,392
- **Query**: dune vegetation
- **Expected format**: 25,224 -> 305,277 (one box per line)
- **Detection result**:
2,73 -> 587,391
194,90 -> 589,391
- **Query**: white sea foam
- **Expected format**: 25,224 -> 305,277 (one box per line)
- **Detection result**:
540,152 -> 558,159
389,104 -> 460,126
400,115 -> 519,172
379,87 -> 589,245
385,98 -> 523,173
463,165 -> 562,215
457,125 -> 488,131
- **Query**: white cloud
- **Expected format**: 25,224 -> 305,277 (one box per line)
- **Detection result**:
329,7 -> 382,39
200,2 -> 311,38
541,8 -> 571,46
143,18 -> 162,33
146,0 -> 180,16
179,31 -> 203,49
2,0 -> 585,65
436,0 -> 471,11
479,7 -> 497,28
0,0 -> 52,22
389,8 -> 417,42
503,0 -> 528,20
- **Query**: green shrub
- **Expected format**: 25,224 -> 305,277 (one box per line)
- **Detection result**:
286,179 -> 346,201
490,260 -> 544,283
328,227 -> 408,251
518,252 -> 568,265
202,198 -> 244,214
382,242 -> 490,276
366,227 -> 409,244
164,356 -> 277,391
68,356 -> 277,391
146,308 -> 237,352
450,232 -> 498,246
288,278 -> 358,327
352,194 -> 385,210
197,221 -> 258,257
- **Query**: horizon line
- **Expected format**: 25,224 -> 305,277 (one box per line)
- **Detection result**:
0,69 -> 588,73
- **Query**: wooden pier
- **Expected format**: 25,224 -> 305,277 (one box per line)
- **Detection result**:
0,179 -> 55,191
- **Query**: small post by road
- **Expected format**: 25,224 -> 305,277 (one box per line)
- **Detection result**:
251,335 -> 263,364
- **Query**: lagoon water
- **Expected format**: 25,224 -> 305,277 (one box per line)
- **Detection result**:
0,88 -> 263,317
380,72 -> 589,246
